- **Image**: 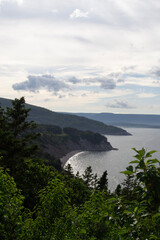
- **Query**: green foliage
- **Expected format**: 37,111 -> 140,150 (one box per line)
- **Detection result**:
121,148 -> 160,210
0,168 -> 24,240
0,100 -> 159,240
97,170 -> 109,192
19,178 -> 71,240
41,124 -> 62,134
82,166 -> 94,187
63,127 -> 106,145
0,97 -> 39,173
81,131 -> 105,144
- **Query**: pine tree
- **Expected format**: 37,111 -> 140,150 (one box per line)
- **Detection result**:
0,97 -> 39,173
97,170 -> 108,192
82,166 -> 94,187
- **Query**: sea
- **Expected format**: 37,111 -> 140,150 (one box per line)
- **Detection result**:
64,128 -> 160,191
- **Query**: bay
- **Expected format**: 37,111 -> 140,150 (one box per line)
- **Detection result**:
65,128 -> 160,190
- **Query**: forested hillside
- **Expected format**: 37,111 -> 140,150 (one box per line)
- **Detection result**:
0,98 -> 160,239
36,125 -> 113,165
0,97 -> 130,135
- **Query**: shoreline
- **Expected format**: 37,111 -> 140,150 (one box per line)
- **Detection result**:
60,150 -> 83,168
60,148 -> 117,168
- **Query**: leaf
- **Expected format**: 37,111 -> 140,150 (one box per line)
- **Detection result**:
130,160 -> 140,164
132,148 -> 139,153
145,150 -> 157,158
139,148 -> 145,157
134,207 -> 138,213
146,159 -> 160,165
79,228 -> 87,234
127,165 -> 134,172
123,210 -> 132,215
133,154 -> 141,160
120,170 -> 133,175
152,212 -> 160,219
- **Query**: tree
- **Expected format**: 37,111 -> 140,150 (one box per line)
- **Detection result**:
121,148 -> 160,210
82,166 -> 94,187
0,97 -> 39,173
0,167 -> 24,240
97,170 -> 109,192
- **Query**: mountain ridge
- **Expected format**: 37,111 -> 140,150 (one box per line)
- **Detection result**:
69,112 -> 160,128
0,97 -> 130,135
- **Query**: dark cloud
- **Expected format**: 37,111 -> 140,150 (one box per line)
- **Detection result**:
117,79 -> 124,83
67,76 -> 81,84
68,93 -> 75,97
106,99 -> 135,109
58,94 -> 66,98
100,78 -> 116,89
67,76 -> 117,89
122,65 -> 136,72
82,76 -> 117,89
12,74 -> 70,93
151,69 -> 160,78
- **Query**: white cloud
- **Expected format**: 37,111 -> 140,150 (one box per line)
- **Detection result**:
70,9 -> 89,19
0,0 -> 23,6
51,9 -> 58,13
106,99 -> 135,109
0,0 -> 160,113
137,93 -> 157,98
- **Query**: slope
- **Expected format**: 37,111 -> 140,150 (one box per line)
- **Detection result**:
0,97 -> 130,135
72,112 -> 160,128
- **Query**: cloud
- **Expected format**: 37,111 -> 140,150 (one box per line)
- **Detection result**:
12,74 -> 70,93
0,0 -> 22,5
72,36 -> 92,44
106,99 -> 135,109
70,9 -> 89,19
151,68 -> 160,78
137,93 -> 157,98
67,76 -> 81,84
66,75 -> 117,89
51,9 -> 58,13
117,79 -> 124,83
100,78 -> 116,89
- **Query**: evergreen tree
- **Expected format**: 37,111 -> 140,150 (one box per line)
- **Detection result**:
97,170 -> 109,192
0,97 -> 39,173
82,166 -> 94,187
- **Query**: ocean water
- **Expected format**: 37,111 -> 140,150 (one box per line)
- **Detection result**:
65,128 -> 160,190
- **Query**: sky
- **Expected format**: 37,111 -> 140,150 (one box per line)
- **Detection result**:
0,0 -> 160,114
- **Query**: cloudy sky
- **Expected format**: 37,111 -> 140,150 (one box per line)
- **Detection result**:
0,0 -> 160,114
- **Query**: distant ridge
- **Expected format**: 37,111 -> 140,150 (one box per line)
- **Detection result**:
71,112 -> 160,128
0,97 -> 130,135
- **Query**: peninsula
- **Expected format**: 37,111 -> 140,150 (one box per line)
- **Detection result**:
36,125 -> 114,167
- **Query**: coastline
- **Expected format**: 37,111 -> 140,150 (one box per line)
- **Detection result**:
60,150 -> 83,168
60,147 -> 118,168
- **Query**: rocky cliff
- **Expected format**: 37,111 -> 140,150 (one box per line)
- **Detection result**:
36,126 -> 114,165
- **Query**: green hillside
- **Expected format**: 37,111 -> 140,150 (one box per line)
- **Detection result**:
0,97 -> 130,135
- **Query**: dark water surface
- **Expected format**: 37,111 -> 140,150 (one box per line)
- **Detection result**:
65,128 -> 160,190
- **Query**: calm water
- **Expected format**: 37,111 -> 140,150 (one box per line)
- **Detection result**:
65,128 -> 160,190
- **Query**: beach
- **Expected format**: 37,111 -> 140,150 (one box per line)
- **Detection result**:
60,150 -> 82,168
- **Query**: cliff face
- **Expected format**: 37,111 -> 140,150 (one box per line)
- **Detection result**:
36,126 -> 114,161
43,135 -> 113,160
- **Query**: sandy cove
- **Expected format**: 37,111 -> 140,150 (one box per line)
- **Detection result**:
60,150 -> 83,168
